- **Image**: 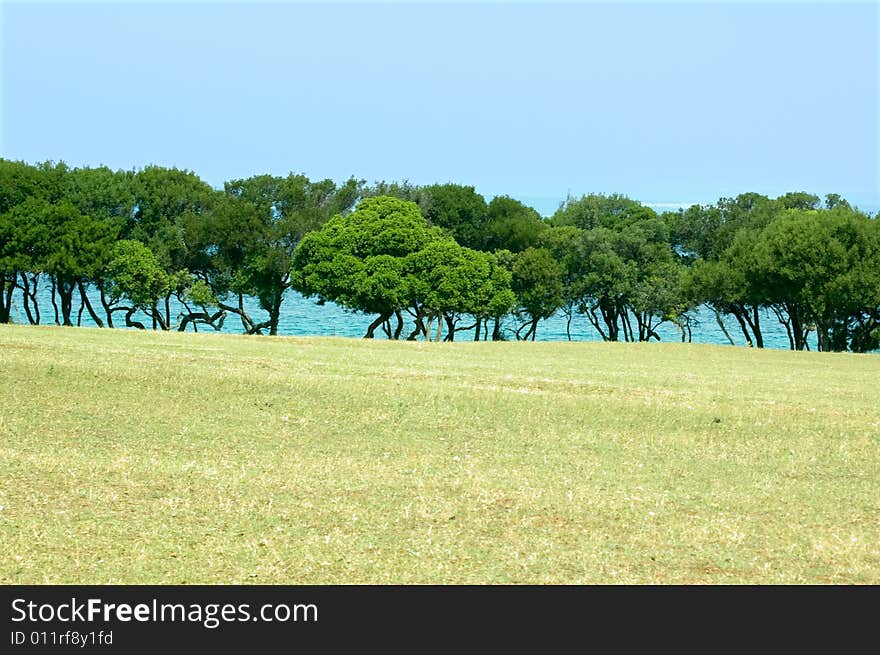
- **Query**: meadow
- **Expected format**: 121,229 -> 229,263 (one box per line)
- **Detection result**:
1,324 -> 877,583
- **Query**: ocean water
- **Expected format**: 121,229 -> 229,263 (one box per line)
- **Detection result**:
9,281 -> 819,350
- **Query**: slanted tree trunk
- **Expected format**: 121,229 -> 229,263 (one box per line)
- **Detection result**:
517,317 -> 539,341
586,305 -> 610,341
620,308 -> 634,342
218,293 -> 263,335
98,283 -> 115,328
178,310 -> 225,332
769,305 -> 794,350
732,310 -> 753,347
365,311 -> 392,339
742,306 -> 764,348
711,306 -> 735,346
78,281 -> 104,328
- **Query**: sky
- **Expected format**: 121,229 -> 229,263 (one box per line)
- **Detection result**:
1,0 -> 878,216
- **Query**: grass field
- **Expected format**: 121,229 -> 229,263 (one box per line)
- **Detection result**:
1,324 -> 878,584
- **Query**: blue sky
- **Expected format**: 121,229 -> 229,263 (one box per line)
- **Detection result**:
2,1 -> 877,215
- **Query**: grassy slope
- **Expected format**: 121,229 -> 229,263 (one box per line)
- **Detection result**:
1,324 -> 878,584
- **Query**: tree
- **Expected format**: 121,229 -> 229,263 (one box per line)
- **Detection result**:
292,196 -> 447,338
362,180 -> 431,206
0,160 -> 74,323
483,195 -> 547,253
551,193 -> 656,231
536,225 -> 587,340
125,166 -> 215,329
671,193 -> 783,347
104,240 -> 173,330
405,240 -> 514,341
222,173 -> 362,335
510,247 -> 563,341
617,219 -> 689,342
63,166 -> 134,327
776,191 -> 820,211
421,183 -> 489,250
751,208 -> 880,352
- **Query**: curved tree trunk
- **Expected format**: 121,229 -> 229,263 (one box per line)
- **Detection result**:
365,311 -> 392,339
393,310 -> 404,340
125,307 -> 146,330
98,284 -> 115,328
78,281 -> 104,328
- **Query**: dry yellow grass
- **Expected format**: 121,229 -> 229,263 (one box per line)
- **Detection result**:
1,324 -> 878,583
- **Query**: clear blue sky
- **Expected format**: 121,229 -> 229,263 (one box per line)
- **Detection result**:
2,1 -> 877,215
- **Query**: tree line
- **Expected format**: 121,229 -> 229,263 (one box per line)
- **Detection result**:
1,159 -> 878,352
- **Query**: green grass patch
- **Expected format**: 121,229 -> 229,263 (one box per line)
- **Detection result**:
1,325 -> 878,583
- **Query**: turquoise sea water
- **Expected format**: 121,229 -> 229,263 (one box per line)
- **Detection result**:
10,281 -> 819,350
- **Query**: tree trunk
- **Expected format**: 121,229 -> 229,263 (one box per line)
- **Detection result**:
636,312 -> 648,342
268,288 -> 283,336
732,310 -> 753,347
58,279 -> 75,327
473,316 -> 481,341
712,307 -> 735,346
178,310 -> 225,332
599,300 -> 619,341
444,314 -> 457,342
78,281 -> 104,328
816,323 -> 831,352
790,307 -> 806,351
492,317 -> 502,341
151,303 -> 169,331
770,305 -> 794,350
742,306 -> 763,348
751,307 -> 763,348
125,307 -> 146,330
365,312 -> 392,339
99,284 -> 115,328
620,308 -> 634,343
393,310 -> 404,340
50,276 -> 60,325
0,275 -> 12,323
218,294 -> 262,334
20,272 -> 39,325
406,309 -> 426,341
587,307 -> 609,341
